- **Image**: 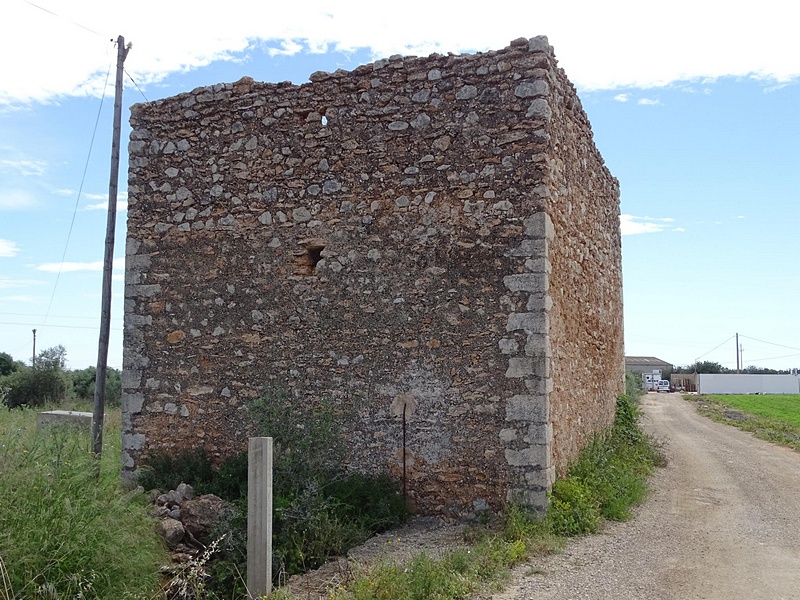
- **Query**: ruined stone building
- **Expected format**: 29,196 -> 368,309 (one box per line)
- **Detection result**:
122,36 -> 624,516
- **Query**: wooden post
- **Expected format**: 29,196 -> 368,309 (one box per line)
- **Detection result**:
92,35 -> 130,458
247,437 -> 273,598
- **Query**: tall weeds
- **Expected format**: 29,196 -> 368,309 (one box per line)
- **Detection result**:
0,407 -> 167,599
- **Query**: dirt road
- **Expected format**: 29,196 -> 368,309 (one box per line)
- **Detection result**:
493,392 -> 800,600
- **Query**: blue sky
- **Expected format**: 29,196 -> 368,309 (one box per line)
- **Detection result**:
1,0 -> 798,371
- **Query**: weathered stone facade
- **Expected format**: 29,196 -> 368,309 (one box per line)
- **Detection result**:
123,36 -> 624,516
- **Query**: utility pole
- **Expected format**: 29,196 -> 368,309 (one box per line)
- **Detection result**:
735,332 -> 740,373
32,329 -> 36,367
93,35 -> 130,459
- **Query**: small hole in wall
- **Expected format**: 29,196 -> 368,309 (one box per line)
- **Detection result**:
321,116 -> 328,126
295,238 -> 327,275
308,245 -> 324,269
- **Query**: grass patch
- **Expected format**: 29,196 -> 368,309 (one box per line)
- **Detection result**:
327,395 -> 664,600
0,405 -> 168,599
688,394 -> 800,451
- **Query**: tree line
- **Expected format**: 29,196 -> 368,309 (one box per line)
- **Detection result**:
668,361 -> 796,377
0,346 -> 121,409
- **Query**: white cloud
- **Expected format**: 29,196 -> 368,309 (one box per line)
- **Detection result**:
620,214 -> 675,235
0,294 -> 40,302
0,275 -> 46,289
0,238 -> 20,257
35,257 -> 125,273
614,93 -> 629,102
638,98 -> 661,105
83,200 -> 128,211
673,227 -> 686,232
1,0 -> 799,105
0,159 -> 47,176
0,189 -> 38,210
83,191 -> 128,211
267,40 -> 304,57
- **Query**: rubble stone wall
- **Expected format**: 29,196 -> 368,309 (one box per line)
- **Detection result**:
123,36 -> 622,516
541,65 -> 625,472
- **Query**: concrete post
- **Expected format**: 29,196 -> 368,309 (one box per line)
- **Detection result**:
247,437 -> 273,598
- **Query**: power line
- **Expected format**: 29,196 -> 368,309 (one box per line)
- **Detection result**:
42,57 -> 113,327
739,335 -> 800,352
694,335 -> 735,361
0,320 -> 123,331
740,352 -> 800,364
0,311 -> 122,321
22,0 -> 104,37
125,69 -> 149,102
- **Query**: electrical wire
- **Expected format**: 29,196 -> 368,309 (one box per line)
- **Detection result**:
0,311 -> 122,322
739,352 -> 800,364
125,69 -> 149,102
0,321 -> 123,332
22,0 -> 104,37
694,335 -> 735,362
739,335 -> 800,352
41,56 -> 113,328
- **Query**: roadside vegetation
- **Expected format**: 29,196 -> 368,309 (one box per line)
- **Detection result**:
688,394 -> 800,451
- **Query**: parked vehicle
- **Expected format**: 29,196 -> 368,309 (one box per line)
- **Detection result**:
657,380 -> 671,392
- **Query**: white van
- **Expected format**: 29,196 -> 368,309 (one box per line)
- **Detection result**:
657,380 -> 671,392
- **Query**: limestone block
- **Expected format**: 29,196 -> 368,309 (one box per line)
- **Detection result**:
504,443 -> 549,468
506,312 -> 548,335
505,394 -> 549,423
505,357 -> 536,378
503,273 -> 548,293
523,213 -> 555,240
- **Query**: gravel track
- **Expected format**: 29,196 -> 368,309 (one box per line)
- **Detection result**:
491,392 -> 800,600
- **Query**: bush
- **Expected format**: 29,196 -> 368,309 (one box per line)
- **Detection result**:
0,366 -> 70,408
70,366 -> 122,407
1,346 -> 71,409
135,447 -> 216,494
547,479 -> 600,535
625,371 -> 645,402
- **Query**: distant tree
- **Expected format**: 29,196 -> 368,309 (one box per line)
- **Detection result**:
36,345 -> 67,370
1,346 -> 71,408
0,352 -> 21,376
742,365 -> 789,375
678,361 -> 728,374
71,366 -> 122,407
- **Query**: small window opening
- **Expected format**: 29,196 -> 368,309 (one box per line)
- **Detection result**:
307,245 -> 324,269
295,238 -> 327,275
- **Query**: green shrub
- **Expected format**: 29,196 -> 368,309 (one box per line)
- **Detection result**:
625,371 -> 645,402
135,447 -> 216,494
70,366 -> 122,407
0,366 -> 70,409
546,479 -> 600,535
